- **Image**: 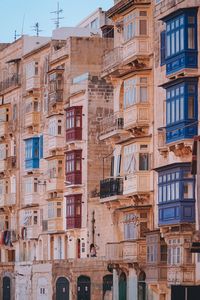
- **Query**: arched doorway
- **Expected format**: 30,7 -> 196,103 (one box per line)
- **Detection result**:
77,275 -> 91,300
103,274 -> 113,300
119,272 -> 127,300
3,276 -> 11,300
56,277 -> 69,300
138,271 -> 146,300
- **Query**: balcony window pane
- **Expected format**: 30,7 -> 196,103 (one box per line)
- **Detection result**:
139,153 -> 149,171
184,182 -> 193,198
188,28 -> 195,49
167,102 -> 170,124
167,35 -> 171,57
163,185 -> 167,202
171,101 -> 175,123
140,87 -> 147,102
176,99 -> 179,121
188,96 -> 194,118
180,28 -> 184,50
139,20 -> 147,35
175,182 -> 179,199
180,97 -> 184,119
171,32 -> 175,55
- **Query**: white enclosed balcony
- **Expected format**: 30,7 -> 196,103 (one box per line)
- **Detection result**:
123,38 -> 150,62
26,226 -> 39,239
5,193 -> 16,206
24,112 -> 40,128
123,172 -> 150,195
0,123 -> 8,137
26,76 -> 40,92
48,136 -> 64,150
0,160 -> 6,172
46,178 -> 64,192
23,193 -> 39,206
106,240 -> 146,262
48,218 -> 63,232
123,104 -> 150,129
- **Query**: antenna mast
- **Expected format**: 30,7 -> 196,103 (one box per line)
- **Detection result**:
14,30 -> 21,41
32,22 -> 42,37
51,2 -> 64,29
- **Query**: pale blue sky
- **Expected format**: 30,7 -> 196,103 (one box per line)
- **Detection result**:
0,0 -> 114,43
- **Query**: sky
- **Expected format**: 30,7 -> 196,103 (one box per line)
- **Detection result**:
0,0 -> 114,43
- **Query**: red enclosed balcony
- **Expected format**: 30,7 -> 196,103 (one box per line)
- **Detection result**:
65,150 -> 82,185
66,106 -> 82,142
66,194 -> 82,229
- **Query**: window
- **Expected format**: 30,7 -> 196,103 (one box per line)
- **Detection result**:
168,239 -> 181,265
65,150 -> 82,184
48,202 -> 62,219
139,153 -> 149,170
124,143 -> 150,174
49,72 -> 63,93
147,244 -> 157,263
26,61 -> 39,79
124,77 -> 148,109
165,79 -> 198,143
162,9 -> 197,74
49,118 -> 63,136
124,213 -> 139,240
91,18 -> 99,30
124,10 -> 147,42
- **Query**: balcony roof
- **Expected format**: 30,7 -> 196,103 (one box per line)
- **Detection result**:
106,0 -> 151,18
154,162 -> 191,172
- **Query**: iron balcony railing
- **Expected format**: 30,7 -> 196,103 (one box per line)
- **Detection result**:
100,177 -> 123,199
0,74 -> 21,93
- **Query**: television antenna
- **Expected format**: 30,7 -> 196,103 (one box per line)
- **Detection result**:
32,22 -> 43,36
50,2 -> 64,29
14,30 -> 21,41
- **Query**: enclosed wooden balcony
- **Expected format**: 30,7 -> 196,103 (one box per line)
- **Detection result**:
123,38 -> 150,63
48,218 -> 63,232
5,193 -> 16,206
123,172 -> 150,195
0,160 -> 6,173
99,113 -> 124,140
25,76 -> 40,92
25,226 -> 39,239
0,122 -> 8,137
46,178 -> 64,192
48,136 -> 64,150
106,240 -> 146,262
102,47 -> 123,73
50,44 -> 69,63
123,104 -> 150,130
24,112 -> 40,128
100,177 -> 123,200
23,193 -> 39,206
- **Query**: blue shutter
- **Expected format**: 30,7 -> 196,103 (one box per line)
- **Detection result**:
160,30 -> 166,66
39,135 -> 43,159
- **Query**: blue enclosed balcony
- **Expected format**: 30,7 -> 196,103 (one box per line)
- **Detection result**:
155,163 -> 195,226
162,78 -> 198,144
25,136 -> 43,170
161,8 -> 198,75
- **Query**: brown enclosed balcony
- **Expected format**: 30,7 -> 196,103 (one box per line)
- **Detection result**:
100,177 -> 123,200
65,150 -> 82,186
0,122 -> 8,137
66,194 -> 81,229
99,113 -> 124,140
106,240 -> 146,262
0,159 -> 7,173
0,74 -> 21,94
49,90 -> 63,107
7,156 -> 16,170
50,44 -> 69,63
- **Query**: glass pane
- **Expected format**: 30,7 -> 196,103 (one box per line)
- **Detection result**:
184,182 -> 193,198
167,35 -> 171,56
188,96 -> 194,118
167,102 -> 171,124
188,28 -> 195,49
180,97 -> 184,119
176,99 -> 180,121
139,153 -> 149,170
140,87 -> 147,102
171,32 -> 175,55
171,101 -> 175,123
180,28 -> 184,50
176,30 -> 180,53
167,185 -> 171,201
139,20 -> 147,35
176,182 -> 179,199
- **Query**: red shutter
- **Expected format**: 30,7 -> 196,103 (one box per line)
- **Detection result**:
66,106 -> 82,141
